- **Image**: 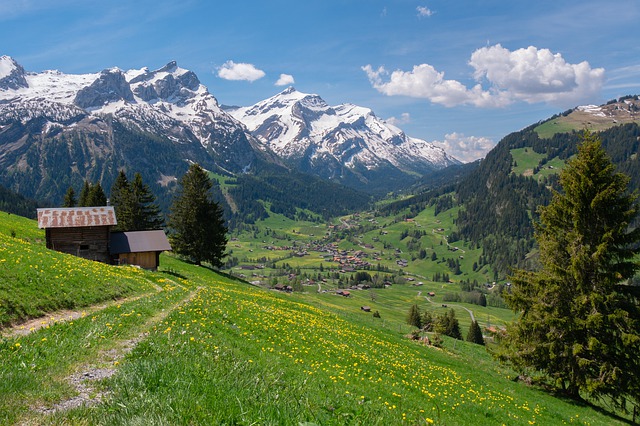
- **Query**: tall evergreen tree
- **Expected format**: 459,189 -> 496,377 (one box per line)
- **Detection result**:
63,186 -> 76,207
406,303 -> 422,328
130,173 -> 163,230
86,182 -> 107,206
466,320 -> 485,345
168,164 -> 227,267
110,170 -> 133,231
78,181 -> 91,207
499,131 -> 640,409
435,309 -> 462,340
110,171 -> 164,231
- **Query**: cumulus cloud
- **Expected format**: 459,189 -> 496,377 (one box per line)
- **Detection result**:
433,132 -> 495,163
217,60 -> 265,82
275,73 -> 295,86
362,64 -> 504,107
416,6 -> 434,18
385,112 -> 411,126
363,44 -> 605,108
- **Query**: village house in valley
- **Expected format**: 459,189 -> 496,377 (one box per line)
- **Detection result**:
37,206 -> 171,269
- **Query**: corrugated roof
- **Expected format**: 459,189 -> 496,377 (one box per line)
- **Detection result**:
37,207 -> 117,229
110,230 -> 172,255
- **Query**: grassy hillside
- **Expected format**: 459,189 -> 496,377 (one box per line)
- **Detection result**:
0,212 -> 633,424
534,96 -> 640,139
0,212 -> 160,328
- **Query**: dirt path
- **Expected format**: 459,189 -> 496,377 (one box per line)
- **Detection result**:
422,293 -> 475,323
2,278 -> 164,338
32,285 -> 203,417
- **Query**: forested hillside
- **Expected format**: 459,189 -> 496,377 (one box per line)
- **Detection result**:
454,122 -> 640,278
0,184 -> 40,218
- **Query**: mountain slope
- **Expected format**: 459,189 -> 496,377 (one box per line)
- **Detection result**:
228,87 -> 460,193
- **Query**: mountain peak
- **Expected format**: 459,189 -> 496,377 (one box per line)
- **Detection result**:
0,55 -> 28,90
158,60 -> 178,73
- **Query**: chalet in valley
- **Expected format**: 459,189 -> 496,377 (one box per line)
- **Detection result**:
37,206 -> 171,270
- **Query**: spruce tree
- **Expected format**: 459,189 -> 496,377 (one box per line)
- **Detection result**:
111,171 -> 133,231
499,131 -> 640,409
86,182 -> 107,206
78,181 -> 91,207
168,164 -> 228,267
63,186 -> 76,207
435,309 -> 462,340
406,304 -> 422,328
466,320 -> 485,345
130,173 -> 163,230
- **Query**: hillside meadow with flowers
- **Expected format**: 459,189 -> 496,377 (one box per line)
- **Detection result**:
0,211 -> 629,425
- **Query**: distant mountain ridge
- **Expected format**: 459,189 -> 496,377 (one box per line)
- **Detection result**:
0,56 -> 462,205
228,87 -> 460,192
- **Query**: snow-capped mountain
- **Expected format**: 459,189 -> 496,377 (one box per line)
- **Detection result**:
228,87 -> 460,189
0,55 -> 274,204
0,55 -> 461,204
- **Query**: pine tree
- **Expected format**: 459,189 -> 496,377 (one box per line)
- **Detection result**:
435,309 -> 462,340
86,182 -> 107,206
78,181 -> 91,207
111,170 -> 133,231
406,304 -> 422,328
63,186 -> 76,207
499,131 -> 640,409
168,164 -> 228,267
111,171 -> 164,231
466,320 -> 485,345
130,173 -> 163,230
421,309 -> 434,331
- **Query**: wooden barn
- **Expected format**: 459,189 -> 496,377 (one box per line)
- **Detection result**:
109,230 -> 172,270
37,207 -> 117,263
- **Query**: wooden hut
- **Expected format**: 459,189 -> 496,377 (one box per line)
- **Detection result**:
109,230 -> 172,270
37,207 -> 116,263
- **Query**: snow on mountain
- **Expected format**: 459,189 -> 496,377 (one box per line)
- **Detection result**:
0,56 -> 460,196
228,87 -> 460,175
0,56 -> 264,172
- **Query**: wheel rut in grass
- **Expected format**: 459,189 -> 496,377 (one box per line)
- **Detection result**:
3,277 -> 164,338
31,283 -> 203,417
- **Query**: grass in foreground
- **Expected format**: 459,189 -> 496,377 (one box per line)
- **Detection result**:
4,256 -> 620,425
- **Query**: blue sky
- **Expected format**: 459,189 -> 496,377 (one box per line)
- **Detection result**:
2,0 -> 639,161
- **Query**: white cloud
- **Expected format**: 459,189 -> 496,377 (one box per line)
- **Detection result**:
275,73 -> 295,86
433,132 -> 495,163
363,44 -> 605,108
416,6 -> 434,18
217,60 -> 265,82
362,64 -> 504,107
385,112 -> 411,126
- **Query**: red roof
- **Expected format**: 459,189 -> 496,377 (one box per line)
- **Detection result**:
37,207 -> 117,229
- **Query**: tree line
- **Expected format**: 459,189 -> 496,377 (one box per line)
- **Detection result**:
62,164 -> 228,268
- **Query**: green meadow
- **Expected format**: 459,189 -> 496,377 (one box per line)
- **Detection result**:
0,212 -> 633,424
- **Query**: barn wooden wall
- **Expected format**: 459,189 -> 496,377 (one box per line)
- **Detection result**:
46,226 -> 111,263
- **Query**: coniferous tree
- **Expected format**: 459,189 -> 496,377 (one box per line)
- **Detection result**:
169,164 -> 228,267
111,171 -> 164,231
421,309 -> 434,331
110,171 -> 133,231
499,131 -> 640,409
78,181 -> 91,207
435,309 -> 462,340
130,173 -> 163,230
466,320 -> 485,345
86,182 -> 107,206
406,304 -> 422,328
63,186 -> 77,207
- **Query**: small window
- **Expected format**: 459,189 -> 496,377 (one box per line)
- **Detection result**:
80,244 -> 89,250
